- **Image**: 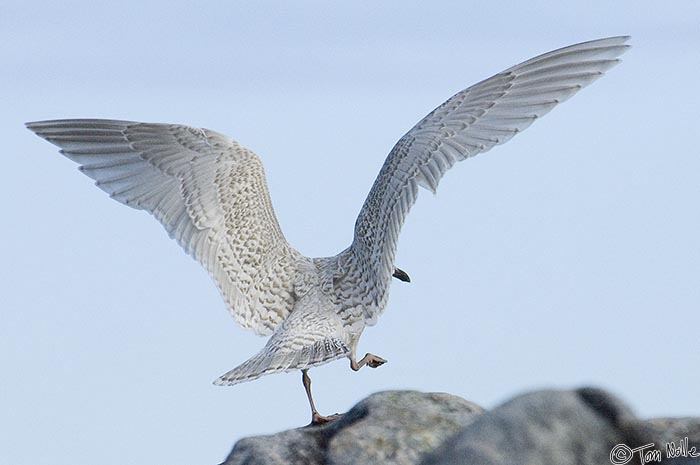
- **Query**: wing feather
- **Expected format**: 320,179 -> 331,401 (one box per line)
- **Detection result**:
349,36 -> 630,323
27,119 -> 304,336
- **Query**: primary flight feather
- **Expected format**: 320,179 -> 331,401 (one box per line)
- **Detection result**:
27,36 -> 630,424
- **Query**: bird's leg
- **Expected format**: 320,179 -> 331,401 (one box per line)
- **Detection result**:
302,369 -> 340,425
349,345 -> 387,372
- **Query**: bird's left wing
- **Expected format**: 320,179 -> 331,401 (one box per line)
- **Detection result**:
27,119 -> 303,336
348,36 -> 630,323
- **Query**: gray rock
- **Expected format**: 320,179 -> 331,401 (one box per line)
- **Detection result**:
422,387 -> 636,465
222,388 -> 700,465
624,417 -> 700,465
326,391 -> 483,465
628,417 -> 700,445
222,426 -> 326,465
221,390 -> 483,465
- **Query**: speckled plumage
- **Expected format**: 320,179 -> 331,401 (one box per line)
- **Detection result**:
27,37 -> 629,389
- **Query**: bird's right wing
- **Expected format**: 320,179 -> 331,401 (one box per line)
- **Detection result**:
348,37 -> 630,323
27,119 -> 303,336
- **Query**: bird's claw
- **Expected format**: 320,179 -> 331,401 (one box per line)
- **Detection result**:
310,412 -> 342,426
366,354 -> 387,368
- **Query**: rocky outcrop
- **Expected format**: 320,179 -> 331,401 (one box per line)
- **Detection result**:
224,391 -> 483,465
221,388 -> 700,465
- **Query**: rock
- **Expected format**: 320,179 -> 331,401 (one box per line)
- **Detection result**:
221,391 -> 483,465
627,417 -> 700,446
624,417 -> 700,465
222,388 -> 700,465
326,391 -> 484,465
222,427 -> 326,465
422,387 -> 636,465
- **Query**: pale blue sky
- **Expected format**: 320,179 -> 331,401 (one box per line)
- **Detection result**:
2,1 -> 699,464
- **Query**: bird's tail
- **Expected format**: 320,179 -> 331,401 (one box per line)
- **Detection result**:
214,337 -> 349,385
214,298 -> 351,385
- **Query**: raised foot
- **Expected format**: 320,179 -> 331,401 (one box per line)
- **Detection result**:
309,412 -> 342,426
351,352 -> 388,371
366,354 -> 387,368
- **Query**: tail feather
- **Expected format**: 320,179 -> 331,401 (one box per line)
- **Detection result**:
214,337 -> 349,385
216,290 -> 351,385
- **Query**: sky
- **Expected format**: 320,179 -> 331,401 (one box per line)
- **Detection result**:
1,1 -> 699,464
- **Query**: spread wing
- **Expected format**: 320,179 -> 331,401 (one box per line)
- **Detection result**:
27,119 -> 304,336
349,36 -> 630,323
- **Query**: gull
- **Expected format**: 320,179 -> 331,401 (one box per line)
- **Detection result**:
27,36 -> 629,424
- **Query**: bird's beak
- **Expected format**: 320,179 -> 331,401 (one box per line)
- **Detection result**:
392,268 -> 411,283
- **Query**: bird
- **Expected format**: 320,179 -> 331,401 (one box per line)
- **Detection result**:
27,36 -> 629,425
